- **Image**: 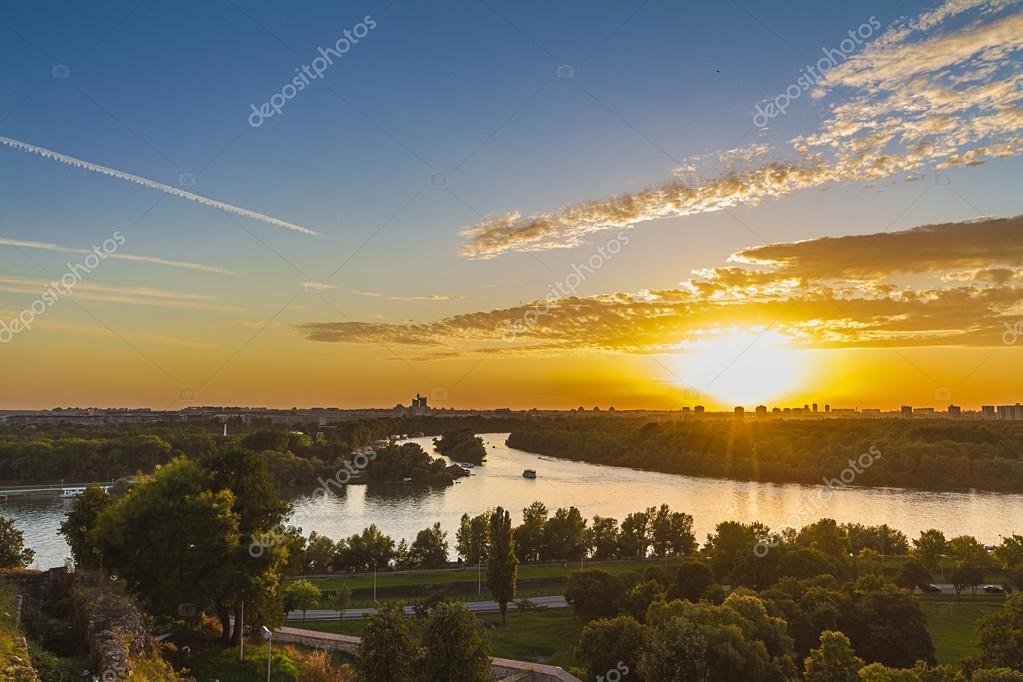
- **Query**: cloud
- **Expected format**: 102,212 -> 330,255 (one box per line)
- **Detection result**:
458,0 -> 1023,258
0,136 -> 318,236
302,216 -> 1023,354
351,289 -> 466,301
0,237 -> 236,275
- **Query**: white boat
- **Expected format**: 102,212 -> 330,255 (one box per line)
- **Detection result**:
402,476 -> 413,483
458,462 -> 475,469
61,487 -> 86,498
522,469 -> 537,479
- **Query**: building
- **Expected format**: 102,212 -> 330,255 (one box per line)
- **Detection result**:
981,405 -> 996,418
914,407 -> 936,415
900,405 -> 913,418
948,404 -> 962,417
734,406 -> 745,416
694,405 -> 705,414
997,404 -> 1023,420
755,405 -> 767,416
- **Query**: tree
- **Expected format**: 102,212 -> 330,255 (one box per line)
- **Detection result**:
911,530 -> 947,574
895,558 -> 933,591
994,535 -> 1023,573
456,512 -> 490,565
857,662 -> 925,680
325,584 -> 351,629
627,579 -> 666,622
513,502 -> 547,563
977,593 -> 1023,670
342,524 -> 396,572
803,630 -> 864,682
565,570 -> 628,622
95,458 -> 240,631
587,515 -> 621,560
576,615 -> 645,682
358,602 -> 417,682
796,519 -> 849,558
542,506 -> 587,561
844,584 -> 934,668
0,516 -> 34,568
648,504 -> 696,557
619,510 -> 651,559
410,522 -> 449,569
972,669 -> 1023,682
951,560 -> 984,598
303,531 -> 336,573
669,561 -> 714,602
948,535 -> 990,568
59,484 -> 113,570
419,602 -> 491,681
487,506 -> 518,625
283,579 -> 320,621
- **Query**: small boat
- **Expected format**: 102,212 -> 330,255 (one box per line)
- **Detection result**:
402,477 -> 413,483
61,487 -> 86,498
458,462 -> 475,469
522,469 -> 537,479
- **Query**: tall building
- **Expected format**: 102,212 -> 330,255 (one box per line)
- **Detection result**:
694,405 -> 705,415
734,406 -> 745,416
997,404 -> 1023,420
901,405 -> 913,418
948,404 -> 962,417
981,405 -> 996,418
755,405 -> 767,416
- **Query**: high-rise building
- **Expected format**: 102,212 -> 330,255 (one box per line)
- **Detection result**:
981,405 -> 996,418
694,405 -> 705,415
734,406 -> 745,416
901,405 -> 913,418
997,404 -> 1023,420
812,403 -> 818,413
948,404 -> 962,417
755,405 -> 767,416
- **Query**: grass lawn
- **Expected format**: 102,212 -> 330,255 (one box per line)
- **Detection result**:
287,607 -> 583,669
919,593 -> 1004,663
297,557 -> 684,607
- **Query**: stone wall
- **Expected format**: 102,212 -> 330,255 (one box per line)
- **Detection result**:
73,582 -> 152,680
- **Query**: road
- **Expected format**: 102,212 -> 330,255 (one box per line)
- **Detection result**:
288,594 -> 568,621
918,583 -> 1004,595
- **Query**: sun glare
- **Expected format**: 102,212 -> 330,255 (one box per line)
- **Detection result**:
672,330 -> 807,407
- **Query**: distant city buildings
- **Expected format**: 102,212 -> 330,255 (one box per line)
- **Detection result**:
394,393 -> 431,416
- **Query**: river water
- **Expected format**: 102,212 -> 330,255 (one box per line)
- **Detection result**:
5,434 -> 1022,568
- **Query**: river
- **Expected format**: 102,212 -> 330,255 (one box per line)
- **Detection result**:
5,434 -> 1022,568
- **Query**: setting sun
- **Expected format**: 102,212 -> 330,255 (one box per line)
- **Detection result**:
673,329 -> 808,407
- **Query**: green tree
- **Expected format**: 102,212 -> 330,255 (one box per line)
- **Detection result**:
576,615 -> 646,682
419,602 -> 491,681
326,584 -> 351,629
487,506 -> 518,625
302,531 -> 336,573
456,512 -> 490,565
803,630 -> 864,682
542,506 -> 587,561
95,458 -> 240,631
565,570 -> 628,622
59,484 -> 113,570
648,504 -> 696,557
358,602 -> 417,682
951,560 -> 984,598
895,558 -> 933,591
948,535 -> 990,568
911,530 -> 947,574
857,662 -> 923,680
797,519 -> 849,558
410,522 -> 449,569
977,593 -> 1023,670
972,669 -> 1023,682
283,579 -> 320,621
512,501 -> 547,563
586,515 -> 621,559
669,561 -> 714,602
619,510 -> 651,559
0,516 -> 34,568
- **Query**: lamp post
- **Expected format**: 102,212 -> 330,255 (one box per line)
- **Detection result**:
260,625 -> 272,682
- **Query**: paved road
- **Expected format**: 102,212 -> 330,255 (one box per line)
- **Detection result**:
917,583 -> 1004,595
288,594 -> 568,621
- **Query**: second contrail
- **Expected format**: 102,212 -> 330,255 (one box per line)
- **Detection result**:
0,135 -> 319,236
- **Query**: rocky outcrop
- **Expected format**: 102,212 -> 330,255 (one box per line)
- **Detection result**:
73,583 -> 151,680
2,635 -> 41,682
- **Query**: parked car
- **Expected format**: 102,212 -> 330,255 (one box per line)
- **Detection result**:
984,585 -> 1005,594
922,584 -> 942,593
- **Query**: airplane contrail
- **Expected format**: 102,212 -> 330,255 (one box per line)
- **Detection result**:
0,237 -> 237,275
0,135 -> 318,236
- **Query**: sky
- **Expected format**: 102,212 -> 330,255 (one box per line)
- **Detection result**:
1,0 -> 1022,411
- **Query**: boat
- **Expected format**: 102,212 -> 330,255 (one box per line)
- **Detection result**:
522,469 -> 537,479
61,487 -> 86,498
458,462 -> 475,469
402,476 -> 413,483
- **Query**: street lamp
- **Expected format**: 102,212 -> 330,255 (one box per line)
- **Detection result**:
259,626 -> 272,682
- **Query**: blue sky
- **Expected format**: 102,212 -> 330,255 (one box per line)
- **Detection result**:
2,0 -> 1022,409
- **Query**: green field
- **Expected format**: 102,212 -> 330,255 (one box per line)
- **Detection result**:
288,607 -> 583,669
920,593 -> 1003,663
296,557 -> 684,607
